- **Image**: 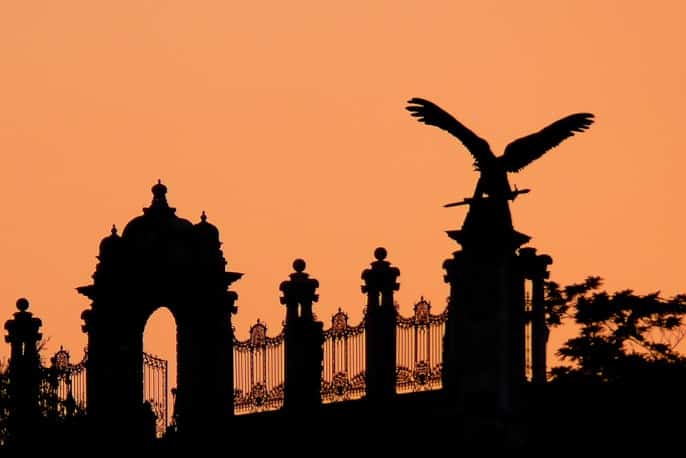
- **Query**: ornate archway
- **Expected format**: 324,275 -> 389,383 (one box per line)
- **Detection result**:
78,181 -> 241,439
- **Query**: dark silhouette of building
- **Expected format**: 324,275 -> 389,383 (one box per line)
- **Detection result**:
77,181 -> 242,441
2,181 -> 555,451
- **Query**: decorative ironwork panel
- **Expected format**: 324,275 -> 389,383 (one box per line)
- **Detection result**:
44,347 -> 88,419
396,298 -> 447,393
233,319 -> 285,415
231,298 -> 447,415
321,308 -> 366,403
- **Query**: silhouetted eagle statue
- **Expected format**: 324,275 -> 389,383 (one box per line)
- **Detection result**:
406,98 -> 594,205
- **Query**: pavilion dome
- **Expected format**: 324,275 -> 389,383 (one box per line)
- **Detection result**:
193,211 -> 220,246
121,180 -> 194,241
98,224 -> 121,260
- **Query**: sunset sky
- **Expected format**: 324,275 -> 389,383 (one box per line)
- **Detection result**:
1,1 -> 685,381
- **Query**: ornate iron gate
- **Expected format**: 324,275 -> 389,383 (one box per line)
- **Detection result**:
321,309 -> 366,403
142,351 -> 168,436
44,347 -> 87,418
396,298 -> 447,393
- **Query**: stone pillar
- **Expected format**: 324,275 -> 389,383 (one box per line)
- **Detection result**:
280,259 -> 324,412
175,287 -> 239,438
362,247 -> 400,403
442,199 -> 530,440
80,303 -> 144,442
519,247 -> 552,385
4,298 -> 43,445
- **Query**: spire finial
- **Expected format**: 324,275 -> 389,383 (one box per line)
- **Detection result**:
150,179 -> 169,208
111,224 -> 118,236
201,211 -> 207,222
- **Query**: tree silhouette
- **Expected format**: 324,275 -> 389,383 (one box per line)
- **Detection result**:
545,277 -> 686,383
0,361 -> 9,447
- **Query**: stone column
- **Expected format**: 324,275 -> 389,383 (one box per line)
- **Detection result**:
175,290 -> 238,438
280,259 -> 324,412
519,247 -> 552,385
362,247 -> 400,403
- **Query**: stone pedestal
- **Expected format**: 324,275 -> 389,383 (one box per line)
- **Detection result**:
442,199 -> 530,441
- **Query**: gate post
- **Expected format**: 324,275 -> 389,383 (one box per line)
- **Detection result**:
280,259 -> 324,412
4,298 -> 43,446
362,247 -> 400,404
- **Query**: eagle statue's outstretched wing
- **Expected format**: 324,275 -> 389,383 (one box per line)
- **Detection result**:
500,113 -> 595,173
406,98 -> 495,166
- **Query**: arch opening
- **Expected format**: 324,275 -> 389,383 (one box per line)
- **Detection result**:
143,306 -> 176,436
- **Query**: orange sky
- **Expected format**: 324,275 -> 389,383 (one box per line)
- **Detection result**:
1,1 -> 685,379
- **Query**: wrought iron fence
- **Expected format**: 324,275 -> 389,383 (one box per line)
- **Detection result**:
233,298 -> 448,416
43,347 -> 168,436
40,299 -> 447,422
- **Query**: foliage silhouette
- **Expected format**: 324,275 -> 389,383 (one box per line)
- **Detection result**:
545,276 -> 686,383
0,348 -> 86,447
521,278 -> 686,452
0,361 -> 8,447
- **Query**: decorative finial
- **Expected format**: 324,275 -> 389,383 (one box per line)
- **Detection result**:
152,180 -> 167,197
16,298 -> 29,312
150,179 -> 169,209
111,224 -> 118,236
293,258 -> 306,273
201,211 -> 207,222
374,247 -> 387,261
